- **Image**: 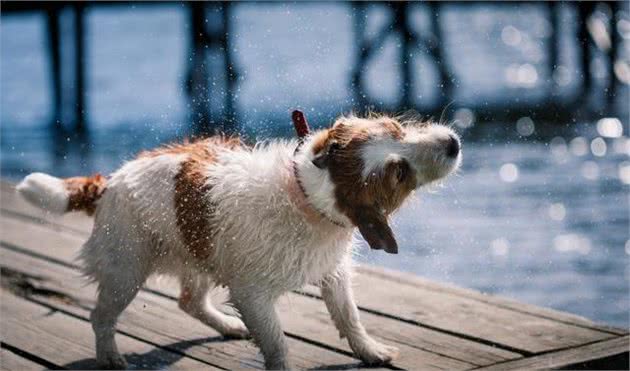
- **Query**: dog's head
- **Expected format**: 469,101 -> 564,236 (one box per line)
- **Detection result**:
302,114 -> 461,254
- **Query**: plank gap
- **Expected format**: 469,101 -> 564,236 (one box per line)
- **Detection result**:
1,341 -> 65,370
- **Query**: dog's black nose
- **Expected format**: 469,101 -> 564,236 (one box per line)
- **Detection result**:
446,135 -> 460,157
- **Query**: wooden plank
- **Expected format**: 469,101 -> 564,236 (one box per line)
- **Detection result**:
475,336 -> 629,371
1,347 -> 45,371
0,247 -> 370,371
0,221 -> 520,370
274,295 -> 516,368
0,293 -> 220,370
301,271 -> 615,354
356,265 -> 627,336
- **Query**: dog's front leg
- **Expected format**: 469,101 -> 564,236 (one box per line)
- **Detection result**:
320,265 -> 399,365
230,288 -> 290,370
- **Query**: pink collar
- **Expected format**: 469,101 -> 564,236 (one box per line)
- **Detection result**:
288,109 -> 350,229
287,159 -> 350,229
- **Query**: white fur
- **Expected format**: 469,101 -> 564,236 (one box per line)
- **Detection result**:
361,124 -> 461,185
293,135 -> 353,227
16,172 -> 69,214
19,117 -> 461,370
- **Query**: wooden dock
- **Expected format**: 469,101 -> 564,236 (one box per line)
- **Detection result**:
0,181 -> 627,370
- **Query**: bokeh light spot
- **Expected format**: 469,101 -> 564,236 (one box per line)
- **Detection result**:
454,108 -> 475,129
581,161 -> 600,180
549,203 -> 566,221
500,163 -> 519,182
618,161 -> 630,185
590,137 -> 607,157
491,238 -> 510,256
501,25 -> 521,46
552,65 -> 572,86
596,118 -> 623,138
569,137 -> 588,157
516,117 -> 535,136
554,234 -> 591,255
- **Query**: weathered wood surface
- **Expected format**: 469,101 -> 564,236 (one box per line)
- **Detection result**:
0,181 -> 627,370
0,347 -> 45,371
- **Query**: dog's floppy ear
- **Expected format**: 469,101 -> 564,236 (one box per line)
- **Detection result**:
353,206 -> 398,254
312,141 -> 340,169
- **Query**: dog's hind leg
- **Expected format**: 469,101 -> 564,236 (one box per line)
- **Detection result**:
91,268 -> 147,369
229,288 -> 289,370
178,277 -> 249,339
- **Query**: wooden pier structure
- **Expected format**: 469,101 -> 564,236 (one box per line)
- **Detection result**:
0,181 -> 628,370
2,1 -> 626,137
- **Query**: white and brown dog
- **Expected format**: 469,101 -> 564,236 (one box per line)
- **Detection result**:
17,114 -> 461,370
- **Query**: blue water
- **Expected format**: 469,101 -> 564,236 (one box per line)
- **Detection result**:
1,3 -> 628,327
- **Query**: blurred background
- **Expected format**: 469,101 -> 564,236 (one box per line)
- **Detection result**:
1,1 -> 628,327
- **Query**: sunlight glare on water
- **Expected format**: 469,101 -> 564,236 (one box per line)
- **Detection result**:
491,238 -> 510,257
596,118 -> 623,138
580,161 -> 600,180
548,203 -> 566,222
569,137 -> 589,156
590,137 -> 607,157
499,163 -> 519,182
553,234 -> 592,255
618,161 -> 630,184
501,25 -> 521,46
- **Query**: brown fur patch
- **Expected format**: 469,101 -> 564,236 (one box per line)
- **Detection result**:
316,117 -> 415,253
64,174 -> 107,215
169,137 -> 245,260
138,136 -> 243,159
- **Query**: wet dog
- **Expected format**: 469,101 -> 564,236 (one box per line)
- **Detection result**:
17,114 -> 461,369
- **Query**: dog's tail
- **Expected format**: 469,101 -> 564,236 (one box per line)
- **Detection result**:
16,172 -> 107,216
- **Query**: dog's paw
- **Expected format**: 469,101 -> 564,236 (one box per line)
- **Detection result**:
350,336 -> 399,365
219,316 -> 250,339
97,352 -> 128,370
265,359 -> 291,370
